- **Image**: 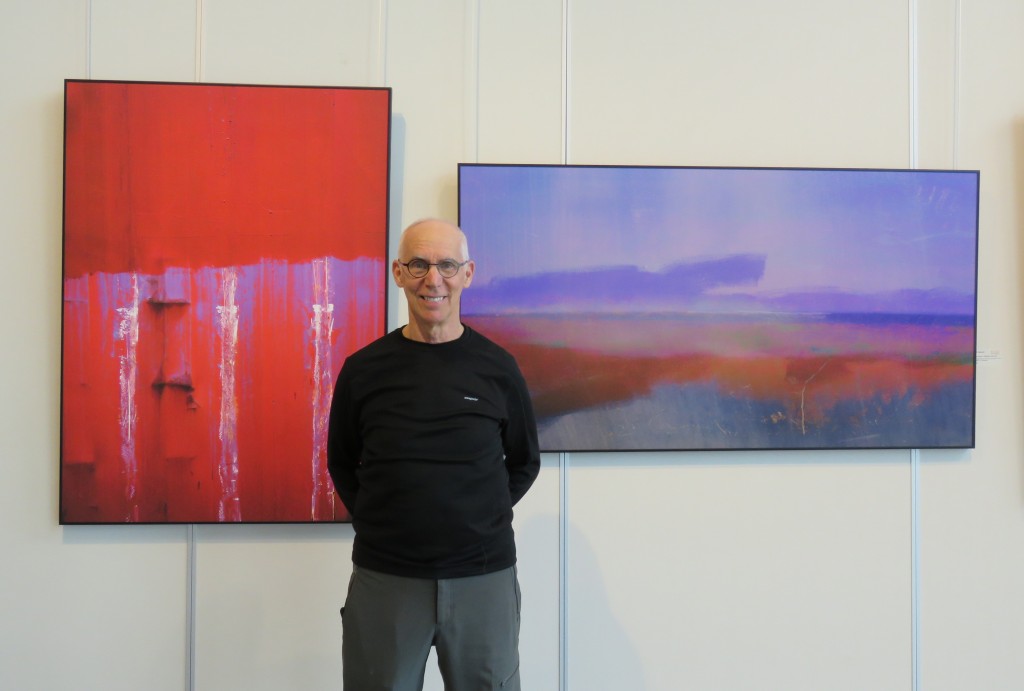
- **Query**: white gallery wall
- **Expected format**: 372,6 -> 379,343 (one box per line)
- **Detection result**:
1,1 -> 1022,690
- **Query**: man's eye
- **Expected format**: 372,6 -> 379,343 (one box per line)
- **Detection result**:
409,260 -> 429,271
438,261 -> 458,273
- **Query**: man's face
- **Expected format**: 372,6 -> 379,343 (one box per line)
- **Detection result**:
392,221 -> 475,341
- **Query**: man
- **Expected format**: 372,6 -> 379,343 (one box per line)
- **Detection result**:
327,218 -> 540,690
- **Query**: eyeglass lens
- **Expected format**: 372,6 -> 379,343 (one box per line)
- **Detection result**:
407,260 -> 461,278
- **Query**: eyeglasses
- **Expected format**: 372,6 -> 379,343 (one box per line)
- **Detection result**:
398,258 -> 469,278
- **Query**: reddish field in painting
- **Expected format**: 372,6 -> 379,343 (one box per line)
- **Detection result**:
466,314 -> 975,450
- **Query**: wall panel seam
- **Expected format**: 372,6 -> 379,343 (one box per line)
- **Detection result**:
465,0 -> 480,163
908,6 -> 922,691
561,0 -> 571,166
377,0 -> 389,85
194,0 -> 205,82
85,0 -> 92,78
953,0 -> 962,168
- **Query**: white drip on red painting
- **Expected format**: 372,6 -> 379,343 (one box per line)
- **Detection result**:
216,268 -> 241,521
115,273 -> 140,522
310,257 -> 335,519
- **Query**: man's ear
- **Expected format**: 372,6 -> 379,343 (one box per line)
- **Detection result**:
392,259 -> 404,286
463,260 -> 475,287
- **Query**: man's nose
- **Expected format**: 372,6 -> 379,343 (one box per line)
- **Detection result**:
423,265 -> 444,283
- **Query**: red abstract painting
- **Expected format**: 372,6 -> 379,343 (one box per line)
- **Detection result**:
61,80 -> 390,523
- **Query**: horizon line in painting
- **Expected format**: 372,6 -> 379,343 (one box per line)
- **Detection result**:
61,80 -> 390,523
458,163 -> 979,452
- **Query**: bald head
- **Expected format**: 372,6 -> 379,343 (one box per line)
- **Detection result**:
398,218 -> 469,261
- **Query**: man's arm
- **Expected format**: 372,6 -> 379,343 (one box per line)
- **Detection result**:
327,365 -> 361,516
503,365 -> 540,506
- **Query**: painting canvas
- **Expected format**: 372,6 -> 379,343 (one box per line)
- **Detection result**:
61,80 -> 390,523
458,164 -> 979,452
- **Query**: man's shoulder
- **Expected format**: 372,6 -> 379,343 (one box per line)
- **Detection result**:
462,325 -> 519,368
342,329 -> 403,367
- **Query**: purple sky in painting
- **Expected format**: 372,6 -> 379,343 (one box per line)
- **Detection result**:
458,165 -> 979,316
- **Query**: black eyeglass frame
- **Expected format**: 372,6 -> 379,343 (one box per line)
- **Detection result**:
397,258 -> 470,278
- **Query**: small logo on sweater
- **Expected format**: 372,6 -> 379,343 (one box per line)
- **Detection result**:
464,396 -> 479,402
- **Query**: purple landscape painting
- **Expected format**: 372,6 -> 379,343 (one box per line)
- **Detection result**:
458,164 -> 979,452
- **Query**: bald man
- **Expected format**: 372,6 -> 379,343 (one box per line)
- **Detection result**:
327,218 -> 540,690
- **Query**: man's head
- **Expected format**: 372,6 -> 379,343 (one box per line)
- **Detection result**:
393,218 -> 475,343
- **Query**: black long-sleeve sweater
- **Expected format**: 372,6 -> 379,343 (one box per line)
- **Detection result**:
327,325 -> 540,579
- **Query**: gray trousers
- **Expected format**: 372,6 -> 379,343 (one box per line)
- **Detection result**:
341,565 -> 522,691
